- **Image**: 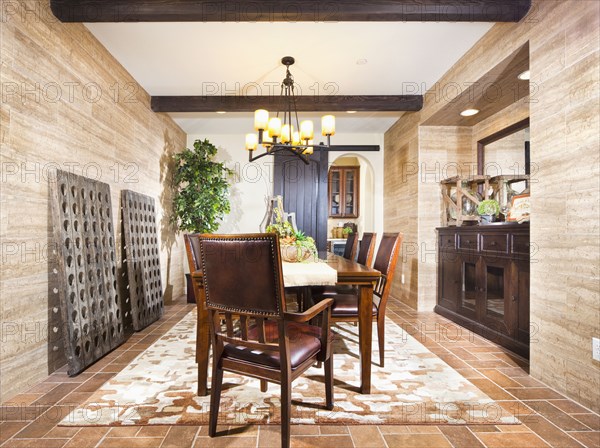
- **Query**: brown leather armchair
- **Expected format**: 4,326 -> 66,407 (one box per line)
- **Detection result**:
197,233 -> 334,448
314,232 -> 402,367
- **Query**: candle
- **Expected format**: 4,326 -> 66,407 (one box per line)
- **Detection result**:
254,109 -> 269,130
304,140 -> 314,154
268,117 -> 281,137
300,120 -> 314,140
281,124 -> 293,143
321,115 -> 335,136
245,133 -> 258,151
292,131 -> 301,146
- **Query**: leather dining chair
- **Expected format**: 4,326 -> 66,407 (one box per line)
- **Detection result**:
342,231 -> 359,261
314,232 -> 402,367
311,232 -> 376,300
185,233 -> 271,394
184,233 -> 211,394
197,233 -> 334,448
356,232 -> 377,267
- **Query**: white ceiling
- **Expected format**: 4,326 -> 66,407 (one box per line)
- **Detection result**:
86,21 -> 493,134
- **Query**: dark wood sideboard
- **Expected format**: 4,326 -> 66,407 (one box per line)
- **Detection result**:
435,223 -> 530,358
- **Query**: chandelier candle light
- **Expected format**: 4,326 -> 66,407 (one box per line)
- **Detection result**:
245,56 -> 335,164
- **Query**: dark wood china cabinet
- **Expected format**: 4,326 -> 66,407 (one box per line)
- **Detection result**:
328,166 -> 359,218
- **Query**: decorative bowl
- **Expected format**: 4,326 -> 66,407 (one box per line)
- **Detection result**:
280,244 -> 312,263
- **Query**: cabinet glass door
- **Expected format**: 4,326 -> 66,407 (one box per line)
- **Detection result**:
460,260 -> 478,317
330,170 -> 340,216
344,170 -> 355,215
485,265 -> 505,318
482,258 -> 512,336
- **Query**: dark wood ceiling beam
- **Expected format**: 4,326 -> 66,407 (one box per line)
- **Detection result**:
151,95 -> 423,113
51,1 -> 532,23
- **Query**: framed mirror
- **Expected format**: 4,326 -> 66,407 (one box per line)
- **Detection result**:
478,118 -> 530,217
477,118 -> 530,177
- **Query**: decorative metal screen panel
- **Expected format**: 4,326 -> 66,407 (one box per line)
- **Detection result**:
121,190 -> 163,330
51,170 -> 125,376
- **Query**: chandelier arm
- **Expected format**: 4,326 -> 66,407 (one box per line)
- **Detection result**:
276,83 -> 284,120
286,79 -> 291,131
291,83 -> 300,134
248,144 -> 310,165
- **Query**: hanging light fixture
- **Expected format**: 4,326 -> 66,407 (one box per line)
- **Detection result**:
245,56 -> 335,165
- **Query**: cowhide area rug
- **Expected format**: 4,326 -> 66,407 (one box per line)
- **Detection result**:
60,310 -> 518,426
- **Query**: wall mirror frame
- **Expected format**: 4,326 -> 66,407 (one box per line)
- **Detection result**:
477,117 -> 530,176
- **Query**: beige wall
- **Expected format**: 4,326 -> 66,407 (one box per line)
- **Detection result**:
384,0 -> 599,411
384,113 -> 419,308
0,1 -> 186,401
418,126 -> 473,310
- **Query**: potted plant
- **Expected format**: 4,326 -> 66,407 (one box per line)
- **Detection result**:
171,138 -> 233,301
266,210 -> 317,262
342,226 -> 353,239
477,199 -> 501,225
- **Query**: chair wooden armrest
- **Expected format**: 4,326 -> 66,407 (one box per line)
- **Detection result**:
283,298 -> 333,323
285,298 -> 333,362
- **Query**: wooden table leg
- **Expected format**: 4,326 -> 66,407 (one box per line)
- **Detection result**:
196,301 -> 210,396
358,283 -> 372,394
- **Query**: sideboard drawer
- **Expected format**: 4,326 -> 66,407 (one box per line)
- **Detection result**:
439,234 -> 456,250
512,233 -> 530,255
481,233 -> 509,254
457,234 -> 478,251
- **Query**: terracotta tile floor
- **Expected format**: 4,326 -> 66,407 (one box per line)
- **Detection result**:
1,297 -> 599,448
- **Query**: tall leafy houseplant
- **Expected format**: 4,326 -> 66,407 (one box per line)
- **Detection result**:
171,139 -> 233,233
172,139 -> 233,302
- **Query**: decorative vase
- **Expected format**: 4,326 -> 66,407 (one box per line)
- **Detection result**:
280,244 -> 312,263
480,214 -> 494,225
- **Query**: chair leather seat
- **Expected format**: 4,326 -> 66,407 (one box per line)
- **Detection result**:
224,321 -> 324,370
312,285 -> 357,296
329,294 -> 378,317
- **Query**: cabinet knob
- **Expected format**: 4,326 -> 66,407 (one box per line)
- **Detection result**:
490,242 -> 497,247
465,239 -> 471,244
512,295 -> 517,302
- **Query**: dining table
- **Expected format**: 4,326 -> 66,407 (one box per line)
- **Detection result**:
191,253 -> 381,395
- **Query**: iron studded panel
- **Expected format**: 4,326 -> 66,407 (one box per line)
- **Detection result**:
121,190 -> 163,330
51,170 -> 125,376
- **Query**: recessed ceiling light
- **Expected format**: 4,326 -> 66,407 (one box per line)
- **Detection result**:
216,111 -> 227,114
346,111 -> 357,114
356,58 -> 368,65
518,70 -> 530,80
460,109 -> 480,117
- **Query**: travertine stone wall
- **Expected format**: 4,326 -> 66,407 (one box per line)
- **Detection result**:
0,1 -> 186,402
418,126 -> 472,311
384,112 -> 419,309
384,0 -> 599,411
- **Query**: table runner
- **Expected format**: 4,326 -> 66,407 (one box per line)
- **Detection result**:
282,261 -> 337,287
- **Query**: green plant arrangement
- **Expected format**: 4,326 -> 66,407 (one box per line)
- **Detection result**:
342,226 -> 353,237
477,199 -> 501,216
266,210 -> 317,262
171,139 -> 233,233
477,199 -> 500,224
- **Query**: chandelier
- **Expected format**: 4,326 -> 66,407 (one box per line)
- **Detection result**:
245,56 -> 335,165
